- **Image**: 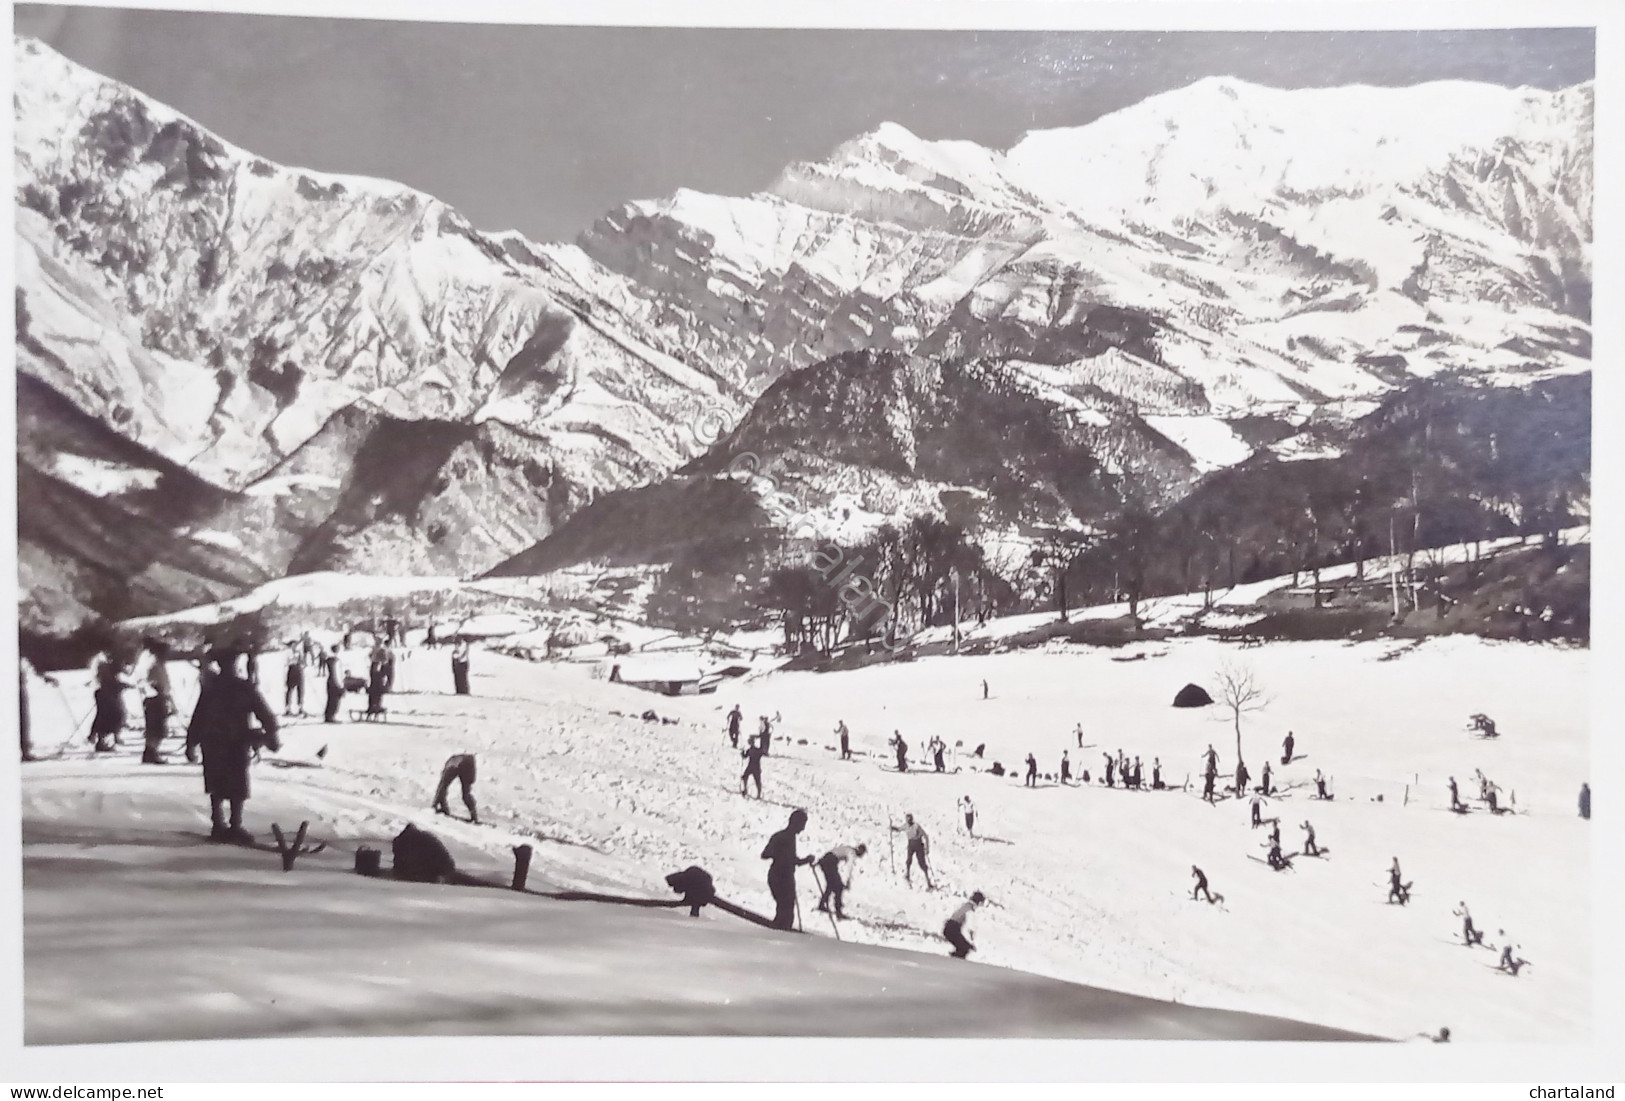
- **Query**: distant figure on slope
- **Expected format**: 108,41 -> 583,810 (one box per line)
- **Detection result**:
761,809 -> 815,930
740,735 -> 766,798
1313,769 -> 1333,801
892,731 -> 908,772
1234,759 -> 1250,800
958,795 -> 976,836
187,649 -> 280,844
323,645 -> 343,723
1580,782 -> 1590,820
90,653 -> 130,753
1152,757 -> 1165,790
1387,857 -> 1412,905
1191,865 -> 1219,904
1265,838 -> 1292,871
943,891 -> 986,959
1300,820 -> 1322,857
1103,752 -> 1116,788
931,735 -> 947,773
1075,723 -> 1085,748
815,842 -> 867,919
284,643 -> 306,717
1282,731 -> 1295,766
1452,902 -> 1484,947
891,813 -> 932,889
142,640 -> 175,765
726,705 -> 743,749
981,679 -> 989,701
424,624 -> 438,650
1260,761 -> 1273,796
381,642 -> 397,694
451,640 -> 471,696
365,654 -> 387,719
1251,795 -> 1264,829
1449,776 -> 1468,814
835,719 -> 849,759
1060,751 -> 1072,785
1129,755 -> 1143,790
1203,746 -> 1219,802
432,753 -> 479,824
1025,753 -> 1038,788
1497,940 -> 1529,977
759,715 -> 774,757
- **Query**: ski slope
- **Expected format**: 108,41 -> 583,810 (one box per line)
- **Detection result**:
24,625 -> 1587,1042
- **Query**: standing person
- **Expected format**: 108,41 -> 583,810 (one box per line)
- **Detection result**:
365,653 -> 387,719
1234,759 -> 1250,800
932,736 -> 946,773
760,809 -> 815,930
283,643 -> 306,717
1260,761 -> 1273,796
1282,731 -> 1296,766
1314,769 -> 1331,800
1387,857 -> 1411,905
90,653 -> 130,753
892,731 -> 908,773
815,843 -> 867,919
19,656 -> 59,764
1191,865 -> 1217,903
451,639 -> 471,695
432,753 -> 480,824
323,645 -> 343,723
1453,902 -> 1484,947
1251,795 -> 1264,829
943,891 -> 986,959
1024,753 -> 1038,788
1448,776 -> 1466,813
141,640 -> 175,765
425,624 -> 438,649
725,705 -> 743,749
244,648 -> 260,687
1130,756 -> 1143,790
890,814 -> 933,889
1075,723 -> 1085,748
1301,820 -> 1321,857
740,735 -> 766,798
1102,752 -> 1116,788
1060,751 -> 1072,785
759,715 -> 774,757
980,679 -> 989,701
1152,757 -> 1164,790
836,719 -> 850,760
1580,782 -> 1590,820
958,795 -> 976,836
187,650 -> 280,844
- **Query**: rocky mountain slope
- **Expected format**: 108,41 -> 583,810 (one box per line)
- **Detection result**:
13,34 -> 1592,630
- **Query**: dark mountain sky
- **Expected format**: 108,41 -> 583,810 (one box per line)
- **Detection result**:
14,7 -> 1594,242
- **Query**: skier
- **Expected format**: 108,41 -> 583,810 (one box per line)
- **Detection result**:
1130,756 -> 1144,790
1282,731 -> 1295,766
892,731 -> 907,772
1452,902 -> 1483,947
931,736 -> 947,773
187,649 -> 280,844
1265,838 -> 1292,871
890,813 -> 933,889
1102,752 -> 1116,788
141,640 -> 175,765
1251,795 -> 1264,829
740,735 -> 766,798
1484,781 -> 1506,815
323,645 -> 343,723
424,624 -> 438,650
1497,939 -> 1529,977
365,653 -> 387,719
761,809 -> 816,930
1152,757 -> 1164,790
1260,761 -> 1273,796
1191,865 -> 1217,903
283,643 -> 306,717
1580,782 -> 1590,820
1301,820 -> 1321,857
943,891 -> 986,959
1387,857 -> 1412,905
432,753 -> 479,824
759,715 -> 775,757
958,794 -> 976,836
726,705 -> 743,749
1075,723 -> 1085,748
1024,753 -> 1038,788
1060,751 -> 1072,785
1449,776 -> 1467,814
835,719 -> 850,760
1202,746 -> 1219,802
980,679 -> 989,701
815,842 -> 867,919
1234,759 -> 1250,800
1267,820 -> 1282,849
1314,769 -> 1332,801
450,639 -> 471,695
90,653 -> 130,753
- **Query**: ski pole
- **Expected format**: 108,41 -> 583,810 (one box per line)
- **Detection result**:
809,866 -> 841,940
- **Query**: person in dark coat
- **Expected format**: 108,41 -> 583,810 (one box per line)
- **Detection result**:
1580,782 -> 1590,820
1282,731 -> 1296,766
1024,753 -> 1038,787
451,640 -> 471,695
187,650 -> 280,844
322,645 -> 343,723
726,706 -> 743,748
284,643 -> 307,716
365,653 -> 387,718
90,654 -> 131,753
761,809 -> 815,930
432,753 -> 480,824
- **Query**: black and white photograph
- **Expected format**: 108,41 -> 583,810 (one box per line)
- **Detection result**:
4,0 -> 1617,1080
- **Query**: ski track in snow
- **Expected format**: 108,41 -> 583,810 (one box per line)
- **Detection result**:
29,629 -> 1587,1041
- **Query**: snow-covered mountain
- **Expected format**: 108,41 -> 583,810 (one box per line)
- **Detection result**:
12,34 -> 1592,628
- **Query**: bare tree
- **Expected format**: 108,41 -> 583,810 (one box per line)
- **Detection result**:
1215,662 -> 1270,768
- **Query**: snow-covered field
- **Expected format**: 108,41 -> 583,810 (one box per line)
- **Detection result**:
25,625 -> 1587,1041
